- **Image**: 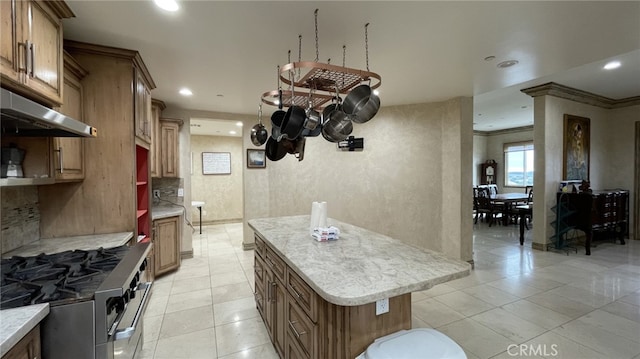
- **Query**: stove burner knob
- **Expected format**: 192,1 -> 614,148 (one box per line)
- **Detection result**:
115,297 -> 125,313
123,290 -> 131,304
139,259 -> 147,271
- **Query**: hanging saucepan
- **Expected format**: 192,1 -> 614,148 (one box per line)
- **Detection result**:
321,104 -> 352,142
281,105 -> 306,140
342,84 -> 380,124
265,137 -> 287,161
251,104 -> 268,146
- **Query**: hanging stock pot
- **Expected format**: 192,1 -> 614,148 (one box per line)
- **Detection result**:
342,84 -> 380,123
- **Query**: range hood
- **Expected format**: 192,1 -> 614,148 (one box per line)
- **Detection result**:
1,88 -> 97,137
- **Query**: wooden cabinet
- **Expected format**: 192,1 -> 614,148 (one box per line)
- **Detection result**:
254,236 -> 286,357
254,232 -> 411,359
0,0 -> 73,106
149,99 -> 165,178
153,215 -> 181,276
38,41 -> 156,238
134,67 -> 152,145
2,324 -> 40,359
52,51 -> 87,182
159,119 -> 182,178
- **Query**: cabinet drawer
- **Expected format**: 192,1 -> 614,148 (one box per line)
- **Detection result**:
254,234 -> 266,259
255,276 -> 265,320
265,247 -> 286,283
286,331 -> 310,359
286,295 -> 317,358
286,268 -> 318,323
254,255 -> 265,284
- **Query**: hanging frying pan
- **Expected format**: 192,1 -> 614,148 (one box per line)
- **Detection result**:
265,137 -> 287,161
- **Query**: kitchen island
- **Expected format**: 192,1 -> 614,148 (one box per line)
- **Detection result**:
0,304 -> 49,357
248,215 -> 470,358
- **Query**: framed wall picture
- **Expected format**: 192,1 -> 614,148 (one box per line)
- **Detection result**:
202,152 -> 231,175
247,149 -> 266,168
563,114 -> 590,181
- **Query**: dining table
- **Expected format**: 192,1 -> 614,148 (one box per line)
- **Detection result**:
489,192 -> 530,226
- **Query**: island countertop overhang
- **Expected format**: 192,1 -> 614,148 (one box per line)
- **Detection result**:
248,215 -> 471,306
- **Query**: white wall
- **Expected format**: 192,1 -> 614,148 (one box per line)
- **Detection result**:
533,97 -> 638,248
472,134 -> 487,186
259,98 -> 474,261
190,135 -> 243,223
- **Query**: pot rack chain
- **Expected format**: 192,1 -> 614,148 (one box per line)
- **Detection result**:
261,10 -> 381,110
365,23 -> 370,71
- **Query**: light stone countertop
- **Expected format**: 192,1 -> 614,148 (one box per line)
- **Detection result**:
0,304 -> 49,357
152,206 -> 184,220
2,232 -> 133,258
248,215 -> 471,306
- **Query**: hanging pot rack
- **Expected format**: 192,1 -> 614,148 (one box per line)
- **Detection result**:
261,11 -> 381,110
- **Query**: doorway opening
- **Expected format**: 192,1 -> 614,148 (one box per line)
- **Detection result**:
190,118 -> 244,227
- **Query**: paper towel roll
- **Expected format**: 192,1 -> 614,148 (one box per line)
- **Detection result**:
310,202 -> 321,234
318,202 -> 327,228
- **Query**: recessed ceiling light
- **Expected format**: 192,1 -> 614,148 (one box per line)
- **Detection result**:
484,56 -> 496,61
154,0 -> 179,12
179,88 -> 192,96
216,94 -> 224,97
521,105 -> 527,109
497,60 -> 519,68
236,122 -> 243,127
229,130 -> 237,135
603,61 -> 621,70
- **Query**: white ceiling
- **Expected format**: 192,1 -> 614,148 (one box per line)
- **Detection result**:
63,1 -> 640,134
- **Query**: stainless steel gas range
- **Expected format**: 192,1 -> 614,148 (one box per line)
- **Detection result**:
0,241 -> 152,359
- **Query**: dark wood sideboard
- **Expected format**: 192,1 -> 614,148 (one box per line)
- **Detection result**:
555,189 -> 629,255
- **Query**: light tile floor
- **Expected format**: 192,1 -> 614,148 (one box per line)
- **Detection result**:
141,222 -> 640,359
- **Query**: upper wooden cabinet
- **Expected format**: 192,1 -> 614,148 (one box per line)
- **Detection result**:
37,40 -> 156,238
0,0 -> 73,106
159,119 -> 182,178
135,67 -> 152,145
150,99 -> 165,178
53,51 -> 88,182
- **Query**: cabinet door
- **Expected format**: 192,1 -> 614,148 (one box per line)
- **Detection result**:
0,0 -> 22,85
153,216 -> 181,276
22,0 -> 63,105
54,60 -> 84,181
150,103 -> 161,178
160,121 -> 180,177
135,68 -> 152,144
264,268 -> 285,357
3,324 -> 41,359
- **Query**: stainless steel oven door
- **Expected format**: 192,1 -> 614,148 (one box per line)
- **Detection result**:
112,282 -> 153,359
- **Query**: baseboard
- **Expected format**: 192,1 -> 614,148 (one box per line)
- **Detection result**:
467,259 -> 475,270
531,242 -> 548,251
181,249 -> 194,259
195,218 -> 243,226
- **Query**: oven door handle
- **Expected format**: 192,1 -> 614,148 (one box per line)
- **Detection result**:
114,281 -> 153,341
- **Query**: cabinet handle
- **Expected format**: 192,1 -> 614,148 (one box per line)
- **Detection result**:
56,147 -> 64,174
288,320 -> 307,339
30,42 -> 35,77
24,41 -> 32,74
289,283 -> 302,299
18,42 -> 28,73
270,282 -> 277,302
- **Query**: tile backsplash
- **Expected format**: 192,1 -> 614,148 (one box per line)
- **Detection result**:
152,177 -> 184,206
1,187 -> 40,254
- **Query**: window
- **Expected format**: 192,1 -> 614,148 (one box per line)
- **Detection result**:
504,141 -> 534,187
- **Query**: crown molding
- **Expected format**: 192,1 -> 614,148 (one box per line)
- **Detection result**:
474,125 -> 533,136
521,82 -> 640,109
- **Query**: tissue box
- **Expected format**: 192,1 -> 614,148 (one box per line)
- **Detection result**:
312,226 -> 340,241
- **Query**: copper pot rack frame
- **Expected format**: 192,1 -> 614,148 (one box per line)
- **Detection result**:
261,10 -> 381,111
261,61 -> 381,110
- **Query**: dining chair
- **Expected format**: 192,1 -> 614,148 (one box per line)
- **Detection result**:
474,187 -> 501,226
